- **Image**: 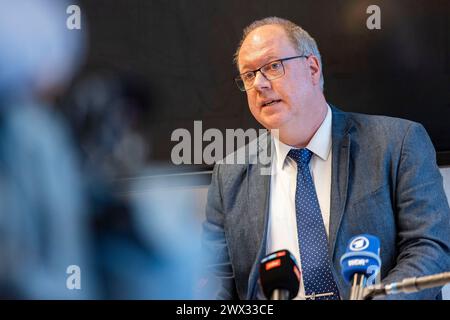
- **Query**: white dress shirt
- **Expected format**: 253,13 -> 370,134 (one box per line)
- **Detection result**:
266,104 -> 332,300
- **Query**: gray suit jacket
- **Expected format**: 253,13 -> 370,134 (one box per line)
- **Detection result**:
202,106 -> 450,300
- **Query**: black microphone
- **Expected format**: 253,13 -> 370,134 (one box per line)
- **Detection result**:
363,272 -> 450,299
259,249 -> 301,300
340,234 -> 381,300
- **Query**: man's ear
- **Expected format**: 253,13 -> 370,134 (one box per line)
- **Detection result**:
307,55 -> 321,86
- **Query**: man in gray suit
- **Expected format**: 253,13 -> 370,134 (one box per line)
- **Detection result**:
202,17 -> 450,300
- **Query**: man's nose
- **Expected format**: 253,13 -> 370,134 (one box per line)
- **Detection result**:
253,71 -> 271,91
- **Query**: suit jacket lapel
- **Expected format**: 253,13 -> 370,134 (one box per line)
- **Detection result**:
245,132 -> 272,299
329,107 -> 353,259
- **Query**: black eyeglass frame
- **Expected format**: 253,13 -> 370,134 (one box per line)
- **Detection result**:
234,55 -> 309,92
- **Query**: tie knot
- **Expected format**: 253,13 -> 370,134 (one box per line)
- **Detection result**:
288,148 -> 313,165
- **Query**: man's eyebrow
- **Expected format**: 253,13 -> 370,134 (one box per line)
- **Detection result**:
264,55 -> 280,62
240,55 -> 280,72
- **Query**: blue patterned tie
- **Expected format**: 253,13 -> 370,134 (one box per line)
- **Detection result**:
288,148 -> 340,300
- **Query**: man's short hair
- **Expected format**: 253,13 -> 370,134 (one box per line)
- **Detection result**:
234,17 -> 324,90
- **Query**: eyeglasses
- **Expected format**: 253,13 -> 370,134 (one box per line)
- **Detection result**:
234,55 -> 308,92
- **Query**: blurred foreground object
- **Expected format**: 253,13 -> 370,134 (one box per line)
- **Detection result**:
0,0 -> 95,298
0,0 -> 210,299
0,0 -> 85,99
63,71 -> 211,298
62,71 -> 152,180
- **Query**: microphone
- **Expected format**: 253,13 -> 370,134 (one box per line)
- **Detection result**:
363,272 -> 450,299
340,234 -> 381,300
259,249 -> 301,300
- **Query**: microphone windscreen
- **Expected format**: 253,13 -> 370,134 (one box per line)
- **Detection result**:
259,249 -> 300,299
340,234 -> 381,284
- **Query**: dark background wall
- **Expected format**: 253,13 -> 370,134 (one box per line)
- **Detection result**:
76,0 -> 450,170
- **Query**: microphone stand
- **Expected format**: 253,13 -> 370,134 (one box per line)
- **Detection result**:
270,289 -> 290,300
361,272 -> 450,300
349,274 -> 367,300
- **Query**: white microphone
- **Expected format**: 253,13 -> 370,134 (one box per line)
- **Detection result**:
363,271 -> 450,299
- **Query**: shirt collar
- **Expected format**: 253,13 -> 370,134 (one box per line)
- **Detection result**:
273,104 -> 332,171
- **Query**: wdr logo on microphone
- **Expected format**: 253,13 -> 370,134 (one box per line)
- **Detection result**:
348,259 -> 369,267
349,236 -> 370,251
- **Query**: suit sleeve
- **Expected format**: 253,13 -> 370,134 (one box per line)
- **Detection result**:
201,164 -> 238,299
378,122 -> 450,299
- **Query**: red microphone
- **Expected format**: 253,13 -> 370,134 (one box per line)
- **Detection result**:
259,249 -> 301,300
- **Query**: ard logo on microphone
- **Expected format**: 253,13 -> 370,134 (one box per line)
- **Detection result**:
349,236 -> 370,251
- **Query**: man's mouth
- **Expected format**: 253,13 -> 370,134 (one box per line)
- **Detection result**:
262,99 -> 281,107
